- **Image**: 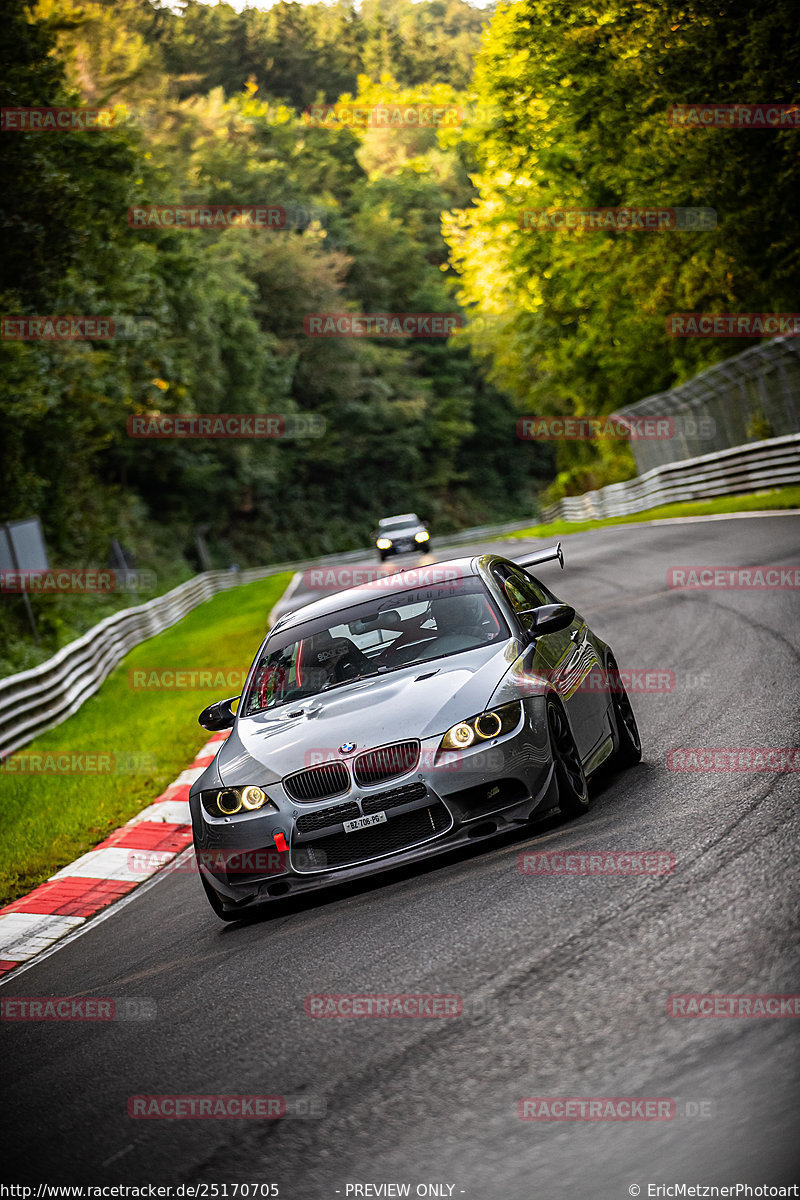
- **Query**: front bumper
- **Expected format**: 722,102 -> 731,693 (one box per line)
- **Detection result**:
378,535 -> 429,556
190,700 -> 554,915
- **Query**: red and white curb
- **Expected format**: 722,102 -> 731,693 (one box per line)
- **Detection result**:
0,731 -> 229,980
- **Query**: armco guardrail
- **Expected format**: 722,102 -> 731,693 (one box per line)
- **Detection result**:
615,336 -> 800,474
0,550 -> 379,760
540,433 -> 800,523
0,517 -> 540,759
0,567 -> 267,760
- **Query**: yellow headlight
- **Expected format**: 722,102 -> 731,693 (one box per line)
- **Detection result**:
414,531 -> 429,542
438,703 -> 522,754
216,789 -> 242,815
475,712 -> 502,739
241,785 -> 267,810
376,538 -> 392,549
444,722 -> 475,749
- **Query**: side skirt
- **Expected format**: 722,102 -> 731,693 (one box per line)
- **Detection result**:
583,733 -> 615,777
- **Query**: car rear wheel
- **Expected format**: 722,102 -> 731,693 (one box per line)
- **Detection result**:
607,657 -> 642,767
547,699 -> 591,817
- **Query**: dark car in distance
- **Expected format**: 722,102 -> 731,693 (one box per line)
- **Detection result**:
373,513 -> 431,561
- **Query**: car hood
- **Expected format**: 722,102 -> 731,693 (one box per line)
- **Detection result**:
212,639 -> 522,787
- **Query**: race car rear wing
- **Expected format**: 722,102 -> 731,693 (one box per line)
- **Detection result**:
512,541 -> 564,570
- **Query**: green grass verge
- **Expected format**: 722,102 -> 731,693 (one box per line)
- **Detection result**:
503,486 -> 800,540
0,572 -> 291,907
0,550 -> 198,680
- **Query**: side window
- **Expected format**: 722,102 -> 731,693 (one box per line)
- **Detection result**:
523,571 -> 559,604
246,646 -> 296,714
496,567 -> 548,625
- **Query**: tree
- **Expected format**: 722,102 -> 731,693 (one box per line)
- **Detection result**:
445,0 -> 800,496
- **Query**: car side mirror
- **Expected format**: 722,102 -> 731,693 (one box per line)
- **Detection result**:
198,695 -> 239,731
519,603 -> 575,638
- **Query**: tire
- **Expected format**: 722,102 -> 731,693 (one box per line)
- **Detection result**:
607,656 -> 642,767
546,698 -> 591,817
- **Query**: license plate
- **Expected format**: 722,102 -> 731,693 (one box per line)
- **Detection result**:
343,811 -> 387,833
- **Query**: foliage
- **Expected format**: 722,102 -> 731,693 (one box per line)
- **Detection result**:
445,0 -> 800,496
1,0 -> 792,669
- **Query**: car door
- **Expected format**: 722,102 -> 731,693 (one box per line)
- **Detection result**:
496,565 -> 605,759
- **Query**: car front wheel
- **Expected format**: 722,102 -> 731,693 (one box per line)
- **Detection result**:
547,699 -> 591,817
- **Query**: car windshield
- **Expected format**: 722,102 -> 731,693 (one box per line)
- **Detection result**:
243,577 -> 507,714
379,515 -> 419,531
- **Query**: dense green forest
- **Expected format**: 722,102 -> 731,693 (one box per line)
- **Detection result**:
446,0 -> 800,496
1,0 -> 797,671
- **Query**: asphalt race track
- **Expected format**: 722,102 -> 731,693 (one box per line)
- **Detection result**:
2,513 -> 799,1197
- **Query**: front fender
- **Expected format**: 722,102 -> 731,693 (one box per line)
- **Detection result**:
485,642 -> 552,711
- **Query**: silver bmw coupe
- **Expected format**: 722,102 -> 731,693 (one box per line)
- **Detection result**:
190,545 -> 641,919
